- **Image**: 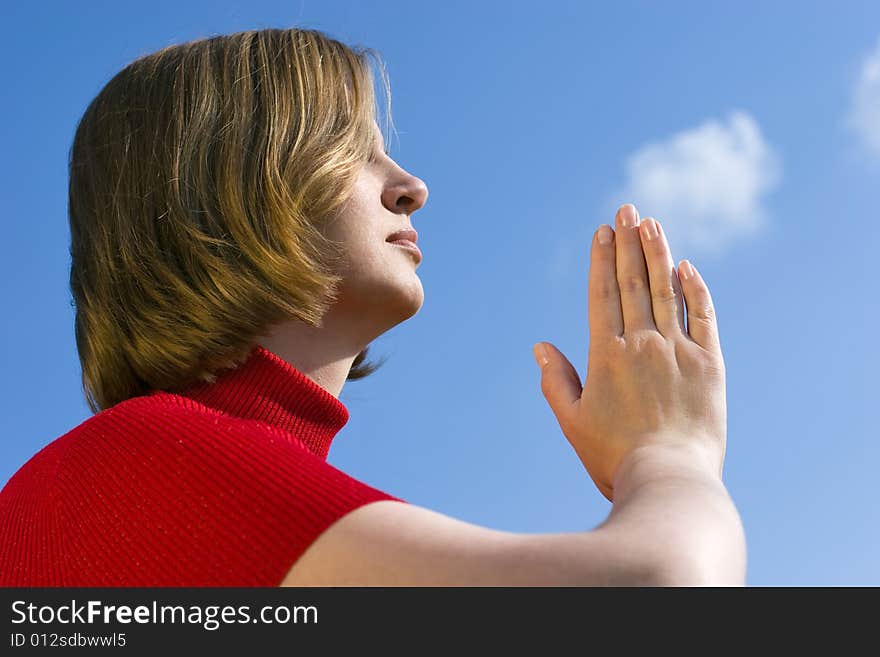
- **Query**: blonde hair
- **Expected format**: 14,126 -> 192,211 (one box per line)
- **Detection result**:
68,27 -> 392,413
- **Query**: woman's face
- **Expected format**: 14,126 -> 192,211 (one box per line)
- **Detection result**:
321,122 -> 429,333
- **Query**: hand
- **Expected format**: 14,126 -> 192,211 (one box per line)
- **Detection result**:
533,204 -> 727,502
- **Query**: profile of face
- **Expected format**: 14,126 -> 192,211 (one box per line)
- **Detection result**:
320,123 -> 429,337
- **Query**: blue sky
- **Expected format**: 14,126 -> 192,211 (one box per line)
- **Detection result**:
1,1 -> 878,585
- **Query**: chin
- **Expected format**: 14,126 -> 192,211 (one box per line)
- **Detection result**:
391,278 -> 424,321
342,275 -> 423,328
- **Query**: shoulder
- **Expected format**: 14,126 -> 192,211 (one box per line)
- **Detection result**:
1,392 -> 403,585
48,392 -> 306,466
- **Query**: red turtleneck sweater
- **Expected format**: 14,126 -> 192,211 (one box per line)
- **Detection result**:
0,345 -> 406,586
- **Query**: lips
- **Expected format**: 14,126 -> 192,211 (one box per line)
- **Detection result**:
386,227 -> 422,264
386,228 -> 418,244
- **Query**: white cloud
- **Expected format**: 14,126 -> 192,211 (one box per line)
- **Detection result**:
846,35 -> 880,157
611,111 -> 782,256
545,110 -> 780,284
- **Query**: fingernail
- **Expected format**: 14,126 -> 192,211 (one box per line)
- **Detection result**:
532,343 -> 549,367
618,204 -> 638,228
680,260 -> 695,280
597,225 -> 613,245
641,218 -> 659,241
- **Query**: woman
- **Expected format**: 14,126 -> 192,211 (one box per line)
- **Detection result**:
0,27 -> 745,586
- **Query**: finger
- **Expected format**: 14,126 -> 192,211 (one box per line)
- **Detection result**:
678,260 -> 721,352
638,217 -> 686,338
588,223 -> 623,339
615,204 -> 655,333
534,342 -> 584,412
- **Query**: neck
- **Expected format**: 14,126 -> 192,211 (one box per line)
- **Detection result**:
256,309 -> 374,400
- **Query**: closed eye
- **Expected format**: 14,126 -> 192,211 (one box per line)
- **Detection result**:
368,147 -> 391,164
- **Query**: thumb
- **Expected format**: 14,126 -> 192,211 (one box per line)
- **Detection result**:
532,342 -> 583,416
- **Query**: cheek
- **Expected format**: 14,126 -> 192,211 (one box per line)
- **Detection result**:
339,235 -> 390,278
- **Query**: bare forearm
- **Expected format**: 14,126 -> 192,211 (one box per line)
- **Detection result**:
598,444 -> 747,586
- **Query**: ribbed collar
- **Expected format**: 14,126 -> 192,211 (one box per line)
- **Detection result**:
169,344 -> 350,461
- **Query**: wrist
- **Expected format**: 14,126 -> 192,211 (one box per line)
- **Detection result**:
612,440 -> 721,497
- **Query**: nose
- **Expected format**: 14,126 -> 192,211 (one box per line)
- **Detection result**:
383,168 -> 429,216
